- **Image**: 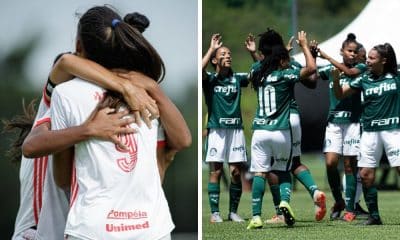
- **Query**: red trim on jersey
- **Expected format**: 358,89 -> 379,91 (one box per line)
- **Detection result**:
157,140 -> 166,148
33,158 -> 39,224
70,161 -> 78,208
33,117 -> 51,128
32,156 -> 48,224
42,86 -> 51,107
39,156 -> 48,212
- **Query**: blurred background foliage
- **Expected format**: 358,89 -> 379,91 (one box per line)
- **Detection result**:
0,36 -> 197,237
202,0 -> 368,152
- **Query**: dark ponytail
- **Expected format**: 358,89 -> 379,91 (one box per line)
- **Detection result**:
123,12 -> 150,33
258,28 -> 285,57
342,33 -> 358,49
78,5 -> 165,82
373,43 -> 398,76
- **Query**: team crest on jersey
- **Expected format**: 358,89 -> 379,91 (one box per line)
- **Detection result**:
115,129 -> 138,172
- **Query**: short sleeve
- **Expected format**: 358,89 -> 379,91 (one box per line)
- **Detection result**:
50,88 -> 71,131
203,71 -> 212,82
349,75 -> 363,90
34,109 -> 51,128
248,61 -> 262,82
318,65 -> 332,81
290,59 -> 303,70
236,73 -> 250,87
157,120 -> 166,148
283,68 -> 301,83
355,63 -> 367,73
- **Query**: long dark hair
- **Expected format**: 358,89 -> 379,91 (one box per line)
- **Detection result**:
78,5 -> 165,83
2,99 -> 37,166
78,5 -> 165,110
373,43 -> 398,76
251,45 -> 289,89
257,28 -> 285,56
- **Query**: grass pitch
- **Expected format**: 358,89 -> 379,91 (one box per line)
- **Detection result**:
202,154 -> 400,240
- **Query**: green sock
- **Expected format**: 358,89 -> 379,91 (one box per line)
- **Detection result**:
327,168 -> 343,203
208,182 -> 220,213
251,176 -> 266,216
275,171 -> 292,203
229,181 -> 242,213
345,173 -> 356,212
295,169 -> 318,198
363,185 -> 380,219
270,184 -> 282,215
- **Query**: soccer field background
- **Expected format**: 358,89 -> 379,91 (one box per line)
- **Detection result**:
202,153 -> 400,240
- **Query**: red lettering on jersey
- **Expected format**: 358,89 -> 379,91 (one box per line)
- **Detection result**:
115,129 -> 138,172
105,221 -> 149,232
107,209 -> 148,219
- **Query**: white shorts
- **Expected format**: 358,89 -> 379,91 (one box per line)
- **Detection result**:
358,129 -> 400,168
323,122 -> 360,156
290,113 -> 301,157
250,129 -> 292,172
205,128 -> 247,163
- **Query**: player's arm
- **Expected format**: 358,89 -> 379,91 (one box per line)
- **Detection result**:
22,107 -> 134,158
157,145 -> 177,182
117,72 -> 192,151
331,68 -> 357,99
298,31 -> 317,80
202,34 -> 223,80
245,33 -> 263,62
319,49 -> 361,76
50,53 -> 159,127
53,147 -> 74,190
298,39 -> 318,89
286,36 -> 295,53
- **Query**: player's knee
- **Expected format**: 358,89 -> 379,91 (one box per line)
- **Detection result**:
231,168 -> 240,178
359,168 -> 374,187
326,160 -> 338,169
291,156 -> 301,173
210,169 -> 223,178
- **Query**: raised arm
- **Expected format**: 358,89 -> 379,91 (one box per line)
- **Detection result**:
298,39 -> 319,89
298,31 -> 317,80
245,33 -> 263,62
50,53 -> 159,127
202,34 -> 222,76
319,49 -> 361,77
22,107 -> 135,158
331,68 -> 358,99
286,36 -> 295,53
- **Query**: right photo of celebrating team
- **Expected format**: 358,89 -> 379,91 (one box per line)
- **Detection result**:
202,0 -> 400,239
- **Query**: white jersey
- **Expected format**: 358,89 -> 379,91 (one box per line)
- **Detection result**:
51,78 -> 174,240
12,98 -> 50,240
35,110 -> 69,240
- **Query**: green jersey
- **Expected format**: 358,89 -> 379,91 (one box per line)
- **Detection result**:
350,72 -> 400,131
203,72 -> 249,129
251,60 -> 302,115
318,63 -> 367,123
250,67 -> 301,131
